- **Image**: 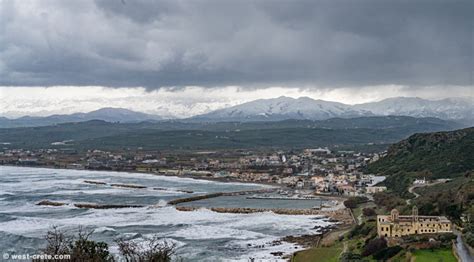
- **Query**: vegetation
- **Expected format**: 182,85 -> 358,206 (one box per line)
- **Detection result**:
411,249 -> 457,262
42,226 -> 113,262
414,175 -> 473,222
291,243 -> 343,262
362,207 -> 376,217
0,117 -> 462,151
373,192 -> 406,211
361,237 -> 387,257
41,226 -> 177,262
372,245 -> 402,260
368,127 -> 474,178
347,221 -> 376,239
343,196 -> 369,209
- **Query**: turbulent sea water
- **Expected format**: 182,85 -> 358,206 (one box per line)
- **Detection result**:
0,166 -> 333,261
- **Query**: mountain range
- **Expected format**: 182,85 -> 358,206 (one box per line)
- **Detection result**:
193,96 -> 474,123
0,108 -> 162,128
0,96 -> 473,128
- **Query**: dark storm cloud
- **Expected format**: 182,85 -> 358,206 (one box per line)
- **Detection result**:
0,0 -> 472,88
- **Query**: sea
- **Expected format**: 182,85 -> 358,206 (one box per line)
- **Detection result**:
0,166 -> 333,261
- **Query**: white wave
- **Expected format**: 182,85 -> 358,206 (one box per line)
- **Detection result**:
94,226 -> 116,233
226,237 -> 304,262
171,225 -> 266,240
0,166 -> 268,188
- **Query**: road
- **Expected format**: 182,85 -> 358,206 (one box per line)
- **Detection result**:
454,229 -> 473,262
406,179 -> 449,205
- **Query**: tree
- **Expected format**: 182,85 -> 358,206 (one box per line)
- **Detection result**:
361,237 -> 387,257
344,198 -> 358,209
42,226 -> 114,262
362,208 -> 376,217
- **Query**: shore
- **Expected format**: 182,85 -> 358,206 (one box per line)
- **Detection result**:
0,164 -> 281,187
7,164 -> 353,260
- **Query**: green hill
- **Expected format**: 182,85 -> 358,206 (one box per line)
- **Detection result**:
0,117 -> 463,151
368,127 -> 474,178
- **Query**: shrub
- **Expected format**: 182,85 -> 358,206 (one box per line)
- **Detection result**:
344,199 -> 358,209
348,222 -> 376,239
362,237 -> 387,257
362,207 -> 376,217
373,246 -> 402,260
42,226 -> 113,262
344,196 -> 369,209
340,252 -> 369,262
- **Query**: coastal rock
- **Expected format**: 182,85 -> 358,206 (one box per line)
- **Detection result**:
37,200 -> 66,206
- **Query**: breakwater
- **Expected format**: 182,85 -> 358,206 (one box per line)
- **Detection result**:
37,200 -> 144,209
175,206 -> 353,224
167,188 -> 276,205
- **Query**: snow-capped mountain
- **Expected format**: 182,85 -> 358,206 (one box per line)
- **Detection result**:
191,96 -> 373,121
192,96 -> 473,123
0,108 -> 162,128
354,97 -> 474,121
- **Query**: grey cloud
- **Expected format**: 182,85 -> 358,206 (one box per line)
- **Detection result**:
0,0 -> 472,89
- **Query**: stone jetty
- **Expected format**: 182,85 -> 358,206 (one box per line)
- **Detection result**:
37,200 -> 67,206
167,188 -> 276,205
84,180 -> 107,185
36,200 -> 144,209
74,203 -> 144,209
110,183 -> 147,189
175,206 -> 353,224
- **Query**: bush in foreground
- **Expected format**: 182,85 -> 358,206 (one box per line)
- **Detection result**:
41,226 -> 177,262
42,226 -> 113,261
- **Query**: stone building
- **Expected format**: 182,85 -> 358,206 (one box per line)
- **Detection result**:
377,206 -> 452,237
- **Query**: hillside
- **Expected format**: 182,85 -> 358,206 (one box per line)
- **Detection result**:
0,117 -> 462,151
368,127 -> 474,178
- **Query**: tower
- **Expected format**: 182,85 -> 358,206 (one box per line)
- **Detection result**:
412,205 -> 419,223
391,209 -> 399,222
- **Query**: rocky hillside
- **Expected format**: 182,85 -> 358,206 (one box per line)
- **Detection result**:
368,127 -> 474,178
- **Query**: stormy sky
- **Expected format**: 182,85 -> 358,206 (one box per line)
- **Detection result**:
0,0 -> 473,117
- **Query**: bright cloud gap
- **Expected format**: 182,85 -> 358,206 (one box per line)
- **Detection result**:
1,85 -> 472,118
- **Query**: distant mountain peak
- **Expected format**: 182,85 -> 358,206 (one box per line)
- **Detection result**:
191,96 -> 369,122
0,107 -> 162,128
191,96 -> 473,123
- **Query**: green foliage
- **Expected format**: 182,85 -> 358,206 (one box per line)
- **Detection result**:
0,117 -> 463,151
411,249 -> 457,262
339,252 -> 369,262
373,192 -> 405,211
372,245 -> 402,260
381,173 -> 414,197
70,238 -> 112,262
465,232 -> 474,247
362,207 -> 376,217
361,237 -> 387,257
42,226 -> 113,262
348,222 -> 376,239
367,128 -> 474,178
343,196 -> 369,209
414,177 -> 474,221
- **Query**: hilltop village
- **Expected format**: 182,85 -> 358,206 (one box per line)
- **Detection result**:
0,146 -> 387,197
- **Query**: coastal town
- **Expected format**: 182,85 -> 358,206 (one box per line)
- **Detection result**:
2,139 -> 472,262
0,145 -> 387,197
